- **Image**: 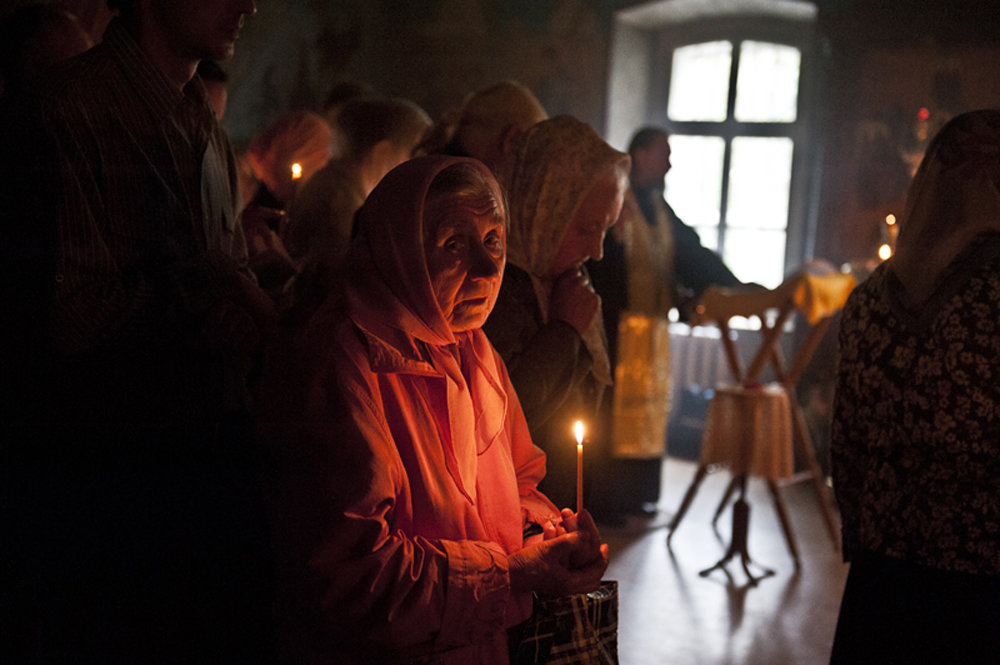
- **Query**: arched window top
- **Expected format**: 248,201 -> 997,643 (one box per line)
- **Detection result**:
618,0 -> 817,27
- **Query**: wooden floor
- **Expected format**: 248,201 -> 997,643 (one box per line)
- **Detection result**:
600,457 -> 849,665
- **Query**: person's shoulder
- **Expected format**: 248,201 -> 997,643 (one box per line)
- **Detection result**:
36,44 -> 115,104
846,261 -> 889,305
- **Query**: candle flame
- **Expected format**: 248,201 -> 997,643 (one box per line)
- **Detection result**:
291,162 -> 303,180
885,213 -> 896,226
878,243 -> 892,260
574,420 -> 584,445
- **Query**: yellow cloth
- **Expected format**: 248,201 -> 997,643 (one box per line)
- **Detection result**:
608,189 -> 675,459
699,383 -> 794,481
611,312 -> 671,458
698,268 -> 856,325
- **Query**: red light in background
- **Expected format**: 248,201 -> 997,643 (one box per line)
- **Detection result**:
917,107 -> 930,122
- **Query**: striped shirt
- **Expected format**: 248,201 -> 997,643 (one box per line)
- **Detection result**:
2,18 -> 256,424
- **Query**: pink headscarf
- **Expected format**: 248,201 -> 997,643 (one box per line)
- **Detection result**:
344,155 -> 511,500
891,110 -> 1000,307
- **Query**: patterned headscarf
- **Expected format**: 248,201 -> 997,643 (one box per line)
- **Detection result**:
498,115 -> 631,384
891,110 -> 1000,305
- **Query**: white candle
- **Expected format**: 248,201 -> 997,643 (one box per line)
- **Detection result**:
574,420 -> 584,514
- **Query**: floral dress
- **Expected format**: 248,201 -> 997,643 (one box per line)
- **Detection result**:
831,242 -> 1000,576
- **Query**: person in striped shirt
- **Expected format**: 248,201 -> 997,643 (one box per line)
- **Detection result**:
0,2 -> 278,662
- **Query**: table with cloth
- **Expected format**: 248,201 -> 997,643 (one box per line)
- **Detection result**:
667,267 -> 855,584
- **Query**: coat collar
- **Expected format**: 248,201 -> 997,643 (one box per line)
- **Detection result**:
353,317 -> 444,378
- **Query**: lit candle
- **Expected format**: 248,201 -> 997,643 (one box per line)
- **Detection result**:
290,162 -> 303,180
878,243 -> 892,261
574,420 -> 584,514
885,213 -> 898,249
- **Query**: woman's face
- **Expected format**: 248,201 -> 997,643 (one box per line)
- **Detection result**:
424,194 -> 506,333
546,167 -> 627,278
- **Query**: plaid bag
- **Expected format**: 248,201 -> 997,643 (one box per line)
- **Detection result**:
510,580 -> 619,665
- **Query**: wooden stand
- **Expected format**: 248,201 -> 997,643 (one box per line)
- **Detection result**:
698,480 -> 774,586
668,275 -> 850,581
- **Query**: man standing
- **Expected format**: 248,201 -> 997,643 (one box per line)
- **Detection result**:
588,127 -> 747,521
1,2 -> 276,662
628,126 -> 742,306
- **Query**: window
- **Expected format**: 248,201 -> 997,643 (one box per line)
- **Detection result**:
608,1 -> 818,291
666,40 -> 802,289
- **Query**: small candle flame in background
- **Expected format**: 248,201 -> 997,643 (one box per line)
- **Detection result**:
291,162 -> 303,180
878,213 -> 897,261
885,213 -> 898,248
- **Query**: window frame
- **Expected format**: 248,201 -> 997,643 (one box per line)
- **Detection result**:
626,14 -> 822,285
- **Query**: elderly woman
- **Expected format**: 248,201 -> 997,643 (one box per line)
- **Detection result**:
829,110 -> 1000,663
483,115 -> 630,513
260,155 -> 608,665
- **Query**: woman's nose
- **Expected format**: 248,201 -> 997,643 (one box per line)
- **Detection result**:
470,243 -> 502,278
589,232 -> 606,262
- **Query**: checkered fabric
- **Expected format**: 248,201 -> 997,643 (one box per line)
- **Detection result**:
510,581 -> 618,665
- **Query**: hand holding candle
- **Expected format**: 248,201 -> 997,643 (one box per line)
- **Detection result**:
574,420 -> 584,514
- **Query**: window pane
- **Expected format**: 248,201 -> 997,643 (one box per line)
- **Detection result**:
665,135 -> 725,230
692,226 -> 718,250
734,41 -> 800,123
727,137 -> 793,230
723,228 -> 786,289
667,41 -> 732,122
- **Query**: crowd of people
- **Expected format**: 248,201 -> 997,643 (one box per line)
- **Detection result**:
3,2 -> 996,665
0,3 -> 644,663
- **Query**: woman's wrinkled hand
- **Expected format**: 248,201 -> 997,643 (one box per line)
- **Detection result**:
549,268 -> 601,336
509,509 -> 609,597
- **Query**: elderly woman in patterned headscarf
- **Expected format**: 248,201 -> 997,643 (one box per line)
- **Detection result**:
484,115 -> 630,513
829,110 -> 1000,664
259,155 -> 608,665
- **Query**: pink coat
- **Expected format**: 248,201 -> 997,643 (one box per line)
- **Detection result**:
262,156 -> 559,664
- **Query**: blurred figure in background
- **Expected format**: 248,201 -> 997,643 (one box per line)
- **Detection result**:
430,80 -> 548,172
629,127 -> 742,316
241,109 -> 333,300
285,95 -> 431,306
320,79 -> 375,157
243,108 -> 332,211
829,110 -> 1000,664
588,132 -> 678,519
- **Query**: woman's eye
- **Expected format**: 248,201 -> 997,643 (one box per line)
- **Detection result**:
444,236 -> 464,251
484,232 -> 504,252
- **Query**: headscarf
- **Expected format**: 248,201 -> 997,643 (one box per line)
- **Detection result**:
891,110 -> 1000,306
499,115 -> 631,385
443,81 -> 548,166
343,155 -> 509,501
